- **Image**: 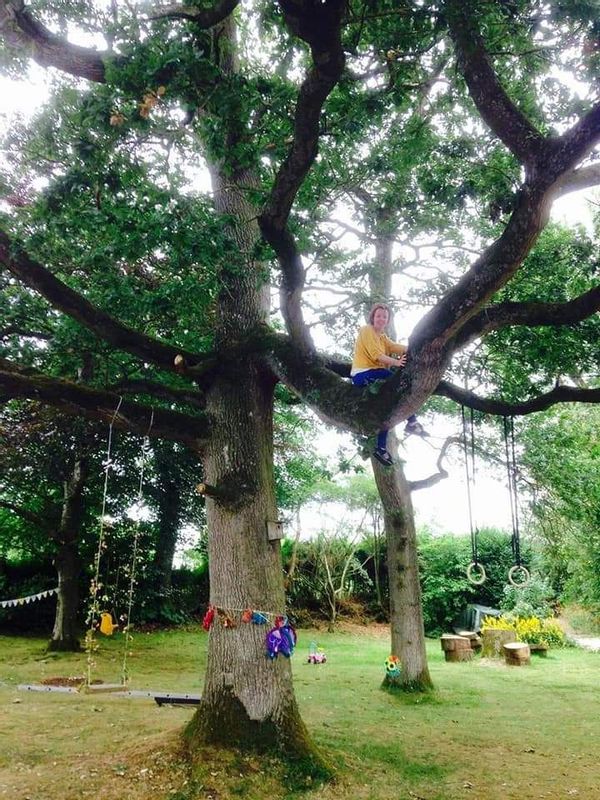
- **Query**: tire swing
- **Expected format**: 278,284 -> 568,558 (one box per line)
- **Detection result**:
462,406 -> 486,586
502,415 -> 530,588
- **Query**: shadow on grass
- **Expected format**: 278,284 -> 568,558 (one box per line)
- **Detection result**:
355,739 -> 448,783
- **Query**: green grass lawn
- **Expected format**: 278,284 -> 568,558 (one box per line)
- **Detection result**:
1,625 -> 599,800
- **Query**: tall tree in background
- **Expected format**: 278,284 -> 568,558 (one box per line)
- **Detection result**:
1,0 -> 599,770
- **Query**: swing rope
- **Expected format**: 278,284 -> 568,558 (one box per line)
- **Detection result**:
85,396 -> 124,688
502,416 -> 530,587
462,406 -> 485,585
120,410 -> 154,686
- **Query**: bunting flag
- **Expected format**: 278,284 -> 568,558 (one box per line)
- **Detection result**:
0,588 -> 58,609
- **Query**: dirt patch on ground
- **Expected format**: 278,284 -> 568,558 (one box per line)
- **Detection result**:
41,676 -> 86,687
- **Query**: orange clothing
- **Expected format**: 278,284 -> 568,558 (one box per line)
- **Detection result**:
351,325 -> 407,374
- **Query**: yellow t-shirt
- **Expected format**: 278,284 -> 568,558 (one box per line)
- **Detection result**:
351,325 -> 407,374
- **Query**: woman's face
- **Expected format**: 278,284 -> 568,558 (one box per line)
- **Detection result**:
372,307 -> 389,332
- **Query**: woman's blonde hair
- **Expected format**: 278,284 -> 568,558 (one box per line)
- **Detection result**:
368,303 -> 391,325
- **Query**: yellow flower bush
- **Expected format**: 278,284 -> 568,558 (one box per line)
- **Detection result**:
481,615 -> 566,647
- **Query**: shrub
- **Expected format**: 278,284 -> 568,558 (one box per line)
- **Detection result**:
482,614 -> 566,647
501,573 -> 556,619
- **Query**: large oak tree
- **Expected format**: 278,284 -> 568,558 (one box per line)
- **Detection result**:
1,0 -> 599,768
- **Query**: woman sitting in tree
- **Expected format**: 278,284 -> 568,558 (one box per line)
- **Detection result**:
351,302 -> 427,467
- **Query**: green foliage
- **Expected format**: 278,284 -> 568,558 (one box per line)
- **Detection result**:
475,224 -> 600,400
418,528 -> 532,636
518,406 -> 600,608
501,574 -> 556,619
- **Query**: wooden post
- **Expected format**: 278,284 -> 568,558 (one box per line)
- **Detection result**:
441,634 -> 473,662
503,642 -> 531,666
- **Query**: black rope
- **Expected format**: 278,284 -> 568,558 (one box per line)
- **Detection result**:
503,415 -> 522,567
462,405 -> 479,565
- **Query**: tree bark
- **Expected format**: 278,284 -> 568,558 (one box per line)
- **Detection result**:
48,458 -> 88,651
153,447 -> 183,597
373,433 -> 433,692
186,363 -> 324,765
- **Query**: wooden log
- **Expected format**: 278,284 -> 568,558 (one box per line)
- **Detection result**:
481,628 -> 515,658
457,630 -> 483,651
441,634 -> 471,652
503,642 -> 531,666
445,648 -> 473,662
529,643 -> 548,657
441,634 -> 473,662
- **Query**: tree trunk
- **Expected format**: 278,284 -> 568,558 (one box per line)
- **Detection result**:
153,449 -> 182,596
186,365 -> 324,766
367,219 -> 432,690
48,458 -> 88,652
49,541 -> 82,651
185,25 -> 327,764
373,433 -> 433,692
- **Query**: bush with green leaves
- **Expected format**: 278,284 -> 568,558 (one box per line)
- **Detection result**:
418,528 -> 532,636
501,573 -> 555,619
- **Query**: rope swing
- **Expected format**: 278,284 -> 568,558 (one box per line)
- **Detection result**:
120,409 -> 154,686
85,399 -> 154,689
461,406 -> 486,586
502,416 -> 530,588
85,396 -> 123,687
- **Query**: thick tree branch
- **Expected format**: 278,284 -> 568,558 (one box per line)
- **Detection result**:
259,0 -> 346,353
554,162 -> 600,197
0,361 -> 212,449
0,497 -> 53,528
0,0 -> 110,82
146,0 -> 239,24
0,230 -> 213,376
111,378 -> 206,408
0,325 -> 52,340
408,435 -> 461,492
435,381 -> 600,416
545,104 -> 600,188
454,285 -> 600,349
267,337 -> 428,435
445,0 -> 544,166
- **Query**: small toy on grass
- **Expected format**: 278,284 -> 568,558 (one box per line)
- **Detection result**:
307,641 -> 327,664
384,654 -> 401,677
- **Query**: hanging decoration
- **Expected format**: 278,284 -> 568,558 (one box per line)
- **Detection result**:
384,654 -> 401,677
0,588 -> 58,609
266,617 -> 297,659
202,605 -> 284,630
201,604 -> 297,660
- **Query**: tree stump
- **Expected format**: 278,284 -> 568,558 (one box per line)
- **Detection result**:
441,634 -> 473,662
481,628 -> 515,658
457,630 -> 483,652
503,642 -> 531,666
529,643 -> 548,657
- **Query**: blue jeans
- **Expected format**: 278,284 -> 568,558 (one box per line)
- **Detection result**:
352,368 -> 417,451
